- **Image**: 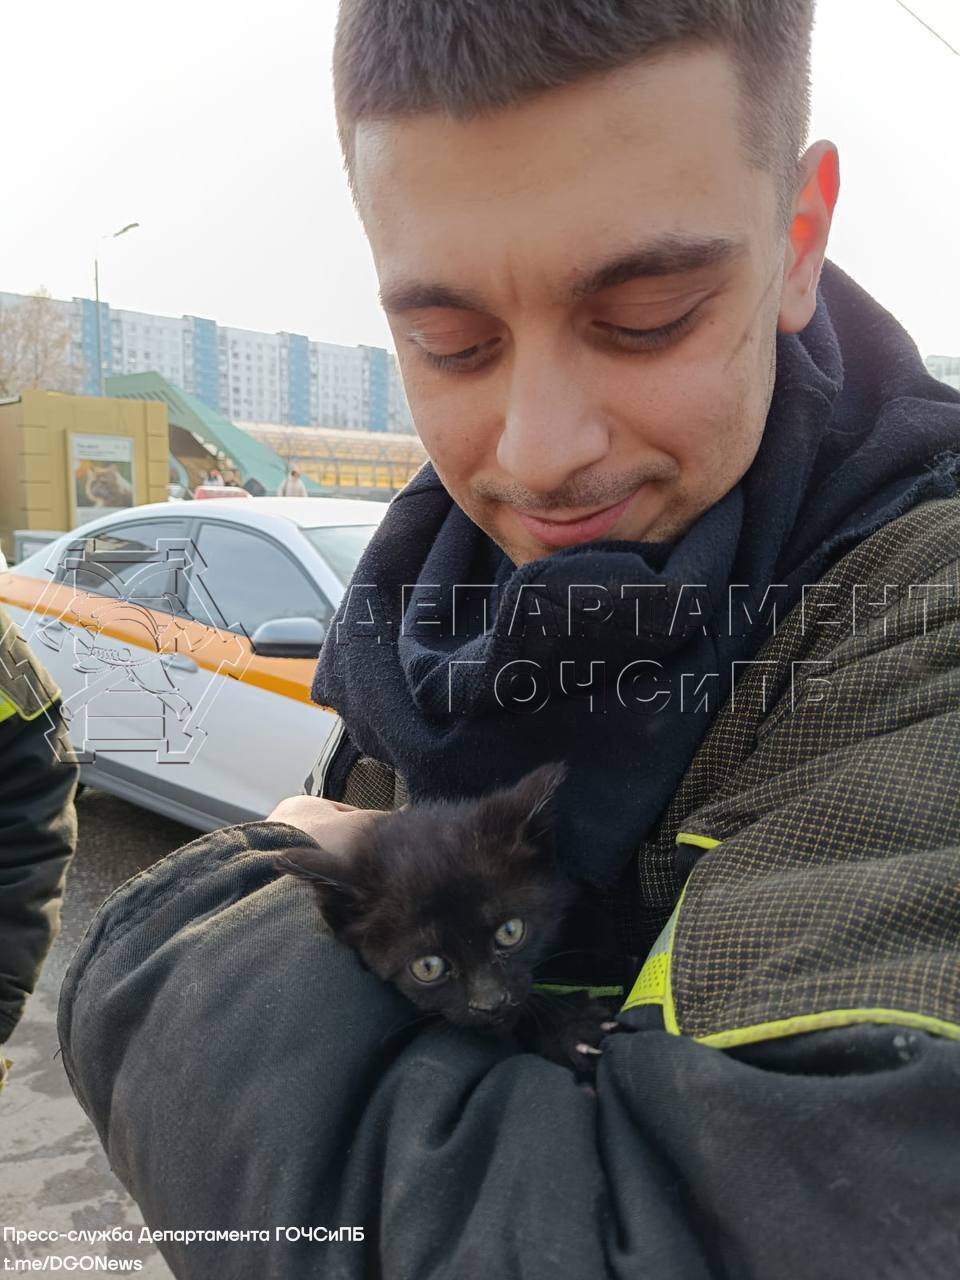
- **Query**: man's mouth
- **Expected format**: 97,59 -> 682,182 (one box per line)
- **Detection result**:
512,488 -> 640,549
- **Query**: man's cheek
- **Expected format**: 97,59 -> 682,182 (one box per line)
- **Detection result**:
415,431 -> 477,504
423,410 -> 491,473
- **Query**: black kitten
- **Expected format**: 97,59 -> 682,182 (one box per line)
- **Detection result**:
275,762 -> 618,1072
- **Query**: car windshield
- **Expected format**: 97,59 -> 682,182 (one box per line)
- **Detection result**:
302,524 -> 379,585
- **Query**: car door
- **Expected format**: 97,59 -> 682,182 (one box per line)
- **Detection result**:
179,518 -> 339,818
8,516 -> 191,749
46,519 -> 214,780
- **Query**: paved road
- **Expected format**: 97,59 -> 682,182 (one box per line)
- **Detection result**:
1,788 -> 199,1277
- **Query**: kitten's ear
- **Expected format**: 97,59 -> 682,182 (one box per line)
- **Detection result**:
504,761 -> 568,853
274,846 -> 367,934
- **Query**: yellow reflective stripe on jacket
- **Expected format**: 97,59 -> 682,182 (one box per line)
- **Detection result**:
672,832 -> 722,852
620,832 -> 960,1046
695,1008 -> 960,1049
620,881 -> 691,1032
620,833 -> 714,1024
0,690 -> 58,724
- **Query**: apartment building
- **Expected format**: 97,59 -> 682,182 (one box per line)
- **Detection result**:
0,290 -> 415,433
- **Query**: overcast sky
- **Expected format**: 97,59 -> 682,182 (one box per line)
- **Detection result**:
3,0 -> 958,358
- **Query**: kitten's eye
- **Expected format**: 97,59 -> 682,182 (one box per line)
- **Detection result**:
494,918 -> 525,948
409,955 -> 448,984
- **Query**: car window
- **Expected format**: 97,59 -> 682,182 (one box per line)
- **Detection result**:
56,519 -> 192,615
301,524 -> 379,586
185,522 -> 333,636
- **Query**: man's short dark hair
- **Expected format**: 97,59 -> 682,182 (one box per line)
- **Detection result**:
334,0 -> 815,223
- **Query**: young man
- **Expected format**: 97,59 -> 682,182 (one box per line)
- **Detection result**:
59,3 -> 960,1275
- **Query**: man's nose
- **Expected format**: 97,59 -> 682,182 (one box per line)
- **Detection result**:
496,345 -> 609,494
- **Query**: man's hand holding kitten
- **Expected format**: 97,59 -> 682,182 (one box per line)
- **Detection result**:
268,795 -> 392,857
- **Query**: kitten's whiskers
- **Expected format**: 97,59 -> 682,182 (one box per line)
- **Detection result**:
377,1009 -> 445,1051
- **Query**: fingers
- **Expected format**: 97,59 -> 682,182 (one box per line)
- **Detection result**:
268,796 -> 359,822
267,795 -> 388,854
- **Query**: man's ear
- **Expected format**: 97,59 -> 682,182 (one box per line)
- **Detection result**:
778,140 -> 841,335
274,847 -> 367,934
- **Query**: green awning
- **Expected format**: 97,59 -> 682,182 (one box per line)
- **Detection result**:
105,371 -> 319,495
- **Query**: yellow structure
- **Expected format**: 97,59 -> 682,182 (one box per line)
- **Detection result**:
0,390 -> 169,561
240,422 -> 426,494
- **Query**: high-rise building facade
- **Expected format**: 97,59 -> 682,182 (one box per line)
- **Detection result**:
0,290 -> 415,434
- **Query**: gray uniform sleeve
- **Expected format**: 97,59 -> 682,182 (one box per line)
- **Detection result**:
58,824 -> 960,1279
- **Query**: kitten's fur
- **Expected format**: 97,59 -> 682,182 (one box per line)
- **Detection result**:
275,762 -> 618,1071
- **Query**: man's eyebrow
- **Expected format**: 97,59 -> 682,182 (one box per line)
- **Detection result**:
570,235 -> 745,300
380,234 -> 744,315
380,282 -> 489,315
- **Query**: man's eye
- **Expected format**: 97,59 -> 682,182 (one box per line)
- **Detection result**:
593,308 -> 698,352
415,337 -> 502,372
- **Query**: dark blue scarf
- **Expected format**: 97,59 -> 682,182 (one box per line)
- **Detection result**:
312,262 -> 960,886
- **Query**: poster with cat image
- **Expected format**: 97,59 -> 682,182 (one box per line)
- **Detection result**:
68,433 -> 136,527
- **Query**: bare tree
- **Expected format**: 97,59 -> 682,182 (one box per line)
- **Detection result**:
0,300 -> 20,398
0,289 -> 80,397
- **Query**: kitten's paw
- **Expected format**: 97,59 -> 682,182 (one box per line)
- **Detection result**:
556,1002 -> 621,1073
519,994 -> 621,1075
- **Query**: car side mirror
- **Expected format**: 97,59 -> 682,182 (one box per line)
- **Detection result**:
249,617 -> 327,659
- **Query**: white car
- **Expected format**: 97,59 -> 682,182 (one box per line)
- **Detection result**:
0,497 -> 386,830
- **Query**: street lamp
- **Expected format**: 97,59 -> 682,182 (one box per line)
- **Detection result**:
94,222 -> 140,396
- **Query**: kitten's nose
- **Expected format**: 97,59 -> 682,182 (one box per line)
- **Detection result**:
467,990 -> 510,1016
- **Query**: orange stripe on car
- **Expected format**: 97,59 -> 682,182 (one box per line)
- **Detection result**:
0,573 -> 335,711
